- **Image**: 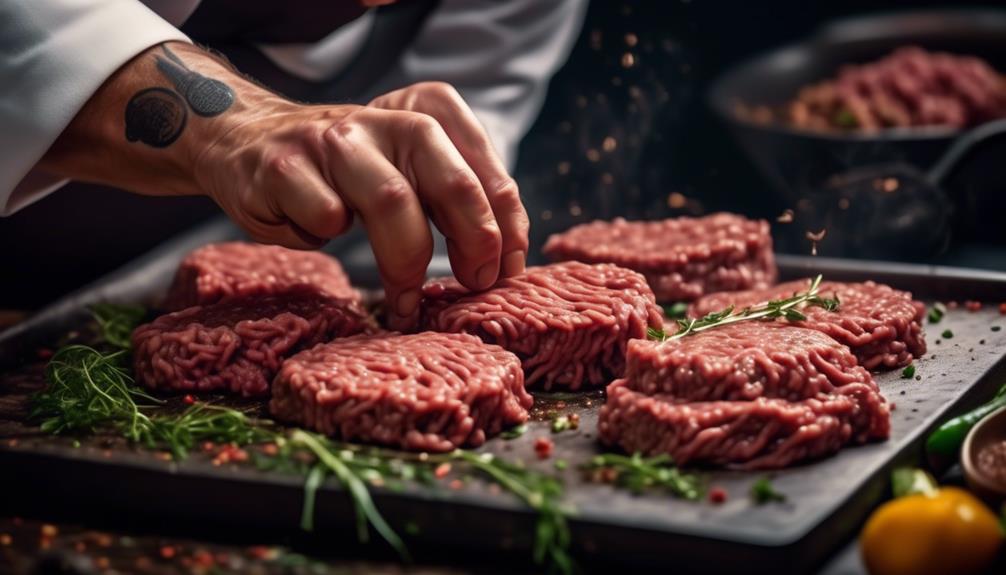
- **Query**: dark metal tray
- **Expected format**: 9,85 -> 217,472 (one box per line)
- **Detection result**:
3,217 -> 1006,574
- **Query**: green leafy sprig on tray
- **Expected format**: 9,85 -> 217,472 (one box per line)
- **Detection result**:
88,303 -> 146,349
28,305 -> 580,574
647,274 -> 840,341
584,453 -> 702,500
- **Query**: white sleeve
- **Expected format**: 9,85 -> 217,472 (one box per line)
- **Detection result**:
363,0 -> 588,171
0,0 -> 192,216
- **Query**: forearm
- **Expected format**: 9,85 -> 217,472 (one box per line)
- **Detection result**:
39,41 -> 283,198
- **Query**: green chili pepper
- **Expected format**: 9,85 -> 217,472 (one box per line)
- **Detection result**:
926,383 -> 1006,467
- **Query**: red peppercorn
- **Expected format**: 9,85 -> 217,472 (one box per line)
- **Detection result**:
434,462 -> 451,479
947,301 -> 959,309
36,348 -> 53,360
183,394 -> 195,405
708,487 -> 728,504
160,545 -> 176,559
999,302 -> 1006,315
965,300 -> 982,312
534,437 -> 554,459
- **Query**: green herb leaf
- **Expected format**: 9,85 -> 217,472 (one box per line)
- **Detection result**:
834,108 -> 858,128
501,423 -> 528,440
89,303 -> 146,349
941,329 -> 954,339
551,415 -> 579,433
901,364 -> 916,379
928,303 -> 946,324
300,465 -> 325,531
750,477 -> 786,504
647,327 -> 667,341
584,452 -> 702,500
662,302 -> 688,319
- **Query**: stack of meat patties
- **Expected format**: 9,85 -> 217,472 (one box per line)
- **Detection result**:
545,214 -> 926,469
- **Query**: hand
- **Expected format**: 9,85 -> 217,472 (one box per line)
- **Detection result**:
195,82 -> 529,328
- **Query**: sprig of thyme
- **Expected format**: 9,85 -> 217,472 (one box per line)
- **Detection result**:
88,303 -> 146,349
648,275 -> 839,341
585,453 -> 702,500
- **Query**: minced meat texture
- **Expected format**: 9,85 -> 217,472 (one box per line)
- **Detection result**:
270,332 -> 532,452
788,46 -> 1006,132
542,213 -> 776,302
164,242 -> 359,311
420,261 -> 663,390
133,287 -> 371,397
689,279 -> 926,370
599,379 -> 889,470
625,322 -> 877,401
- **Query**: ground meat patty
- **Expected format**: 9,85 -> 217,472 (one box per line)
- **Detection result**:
133,287 -> 370,397
598,379 -> 889,470
690,279 -> 926,370
421,261 -> 662,390
624,322 -> 879,402
164,242 -> 359,310
542,214 -> 776,302
270,332 -> 532,452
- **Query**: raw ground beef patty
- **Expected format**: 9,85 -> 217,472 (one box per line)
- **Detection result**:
690,279 -> 926,370
542,213 -> 776,302
133,287 -> 370,397
164,242 -> 359,310
270,332 -> 532,452
599,322 -> 890,469
420,261 -> 663,390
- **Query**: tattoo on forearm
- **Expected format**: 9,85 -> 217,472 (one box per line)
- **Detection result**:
125,45 -> 235,147
155,46 -> 235,117
124,88 -> 187,148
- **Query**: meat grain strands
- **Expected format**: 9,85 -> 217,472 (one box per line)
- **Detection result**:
270,332 -> 532,452
690,279 -> 927,370
599,322 -> 890,469
421,261 -> 663,390
785,46 -> 1006,133
542,213 -> 776,302
164,242 -> 360,311
133,287 -> 371,397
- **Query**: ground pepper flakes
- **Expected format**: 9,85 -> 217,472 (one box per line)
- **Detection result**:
534,437 -> 554,459
708,487 -> 728,504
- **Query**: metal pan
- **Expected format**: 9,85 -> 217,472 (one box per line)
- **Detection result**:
708,9 -> 1006,255
3,220 -> 1006,574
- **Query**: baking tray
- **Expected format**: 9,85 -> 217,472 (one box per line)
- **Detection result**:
3,217 -> 1006,574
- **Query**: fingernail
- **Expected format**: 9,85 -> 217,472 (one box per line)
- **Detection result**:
396,289 -> 422,318
501,250 -> 526,277
475,262 -> 499,290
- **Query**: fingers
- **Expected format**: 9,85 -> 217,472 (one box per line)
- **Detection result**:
370,83 -> 529,277
323,124 -> 433,328
265,153 -> 353,240
376,112 -> 503,291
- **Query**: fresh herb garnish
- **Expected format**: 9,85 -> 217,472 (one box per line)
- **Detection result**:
88,303 -> 146,349
649,275 -> 838,341
662,302 -> 688,319
585,453 -> 702,500
928,303 -> 946,324
501,423 -> 528,440
750,476 -> 786,504
902,364 -> 916,379
551,414 -> 579,433
834,108 -> 858,128
941,329 -> 954,339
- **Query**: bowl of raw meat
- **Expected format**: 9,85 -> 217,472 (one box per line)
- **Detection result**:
709,9 -> 1006,257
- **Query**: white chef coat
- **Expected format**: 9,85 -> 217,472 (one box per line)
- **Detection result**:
0,0 -> 587,216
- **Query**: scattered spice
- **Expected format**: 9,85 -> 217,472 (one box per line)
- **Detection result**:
554,459 -> 568,471
750,477 -> 786,504
183,394 -> 195,405
36,348 -> 54,360
160,545 -> 176,559
534,437 -> 554,459
585,453 -> 701,499
902,365 -> 916,379
992,326 -> 1002,332
551,413 -> 580,433
1000,303 -> 1006,315
448,479 -> 465,490
708,487 -> 728,504
965,300 -> 982,312
434,462 -> 452,479
947,301 -> 959,309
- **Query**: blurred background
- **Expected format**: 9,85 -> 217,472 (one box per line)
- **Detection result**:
2,0 -> 1005,312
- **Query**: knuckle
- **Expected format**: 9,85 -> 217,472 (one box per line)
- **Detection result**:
405,112 -> 440,139
262,152 -> 301,177
470,222 -> 503,252
371,177 -> 414,213
417,81 -> 459,100
312,201 -> 350,237
446,168 -> 484,199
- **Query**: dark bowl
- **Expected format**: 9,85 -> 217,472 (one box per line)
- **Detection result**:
961,404 -> 1006,507
709,9 -> 1006,258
